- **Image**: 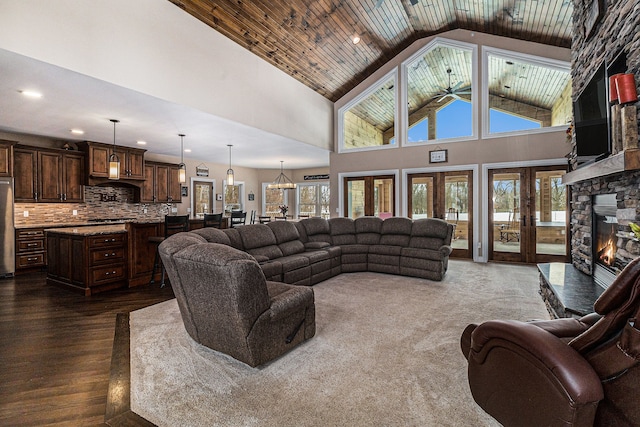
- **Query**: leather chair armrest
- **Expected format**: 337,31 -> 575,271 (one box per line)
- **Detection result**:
470,320 -> 604,405
527,316 -> 597,339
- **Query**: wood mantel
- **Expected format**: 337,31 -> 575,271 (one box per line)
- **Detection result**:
563,149 -> 640,184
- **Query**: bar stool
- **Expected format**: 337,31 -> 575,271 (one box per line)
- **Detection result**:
149,214 -> 189,287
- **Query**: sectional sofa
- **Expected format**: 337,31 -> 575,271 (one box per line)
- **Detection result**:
186,216 -> 454,284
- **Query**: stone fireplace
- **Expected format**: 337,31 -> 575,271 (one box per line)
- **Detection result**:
592,194 -> 620,288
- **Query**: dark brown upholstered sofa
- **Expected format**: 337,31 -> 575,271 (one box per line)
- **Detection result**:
460,257 -> 640,427
159,232 -> 315,367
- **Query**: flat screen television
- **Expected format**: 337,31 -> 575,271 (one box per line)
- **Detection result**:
573,63 -> 610,164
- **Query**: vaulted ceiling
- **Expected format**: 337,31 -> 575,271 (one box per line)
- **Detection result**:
169,0 -> 573,102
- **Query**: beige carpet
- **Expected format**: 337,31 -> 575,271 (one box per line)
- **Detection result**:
130,260 -> 550,426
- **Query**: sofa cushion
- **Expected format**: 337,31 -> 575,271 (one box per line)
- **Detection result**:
380,217 -> 412,247
191,227 -> 232,246
267,221 -> 306,256
237,224 -> 283,260
222,227 -> 244,250
329,218 -> 357,245
301,217 -> 332,244
355,217 -> 382,245
401,247 -> 446,261
305,241 -> 331,249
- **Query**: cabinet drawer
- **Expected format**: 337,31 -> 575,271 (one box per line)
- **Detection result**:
17,229 -> 45,239
90,264 -> 126,285
89,247 -> 125,266
17,253 -> 45,268
18,239 -> 45,252
88,233 -> 126,248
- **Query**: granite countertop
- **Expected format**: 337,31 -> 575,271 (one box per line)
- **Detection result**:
44,224 -> 127,236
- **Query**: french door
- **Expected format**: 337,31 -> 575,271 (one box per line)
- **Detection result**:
407,170 -> 473,259
489,166 -> 569,263
344,175 -> 395,218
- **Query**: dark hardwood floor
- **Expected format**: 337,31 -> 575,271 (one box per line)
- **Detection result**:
0,272 -> 174,426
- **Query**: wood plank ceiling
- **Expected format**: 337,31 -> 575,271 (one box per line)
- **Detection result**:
168,0 -> 573,102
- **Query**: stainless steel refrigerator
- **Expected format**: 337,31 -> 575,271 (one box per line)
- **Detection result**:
0,177 -> 15,277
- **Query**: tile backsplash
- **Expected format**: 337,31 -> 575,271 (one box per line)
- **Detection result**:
14,185 -> 175,226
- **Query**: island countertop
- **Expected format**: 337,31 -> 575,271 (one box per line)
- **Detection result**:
44,224 -> 127,236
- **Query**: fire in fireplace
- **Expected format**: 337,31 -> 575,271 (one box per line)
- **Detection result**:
593,194 -> 619,288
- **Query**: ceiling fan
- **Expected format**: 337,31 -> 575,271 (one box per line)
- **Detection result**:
432,68 -> 471,102
375,0 -> 419,8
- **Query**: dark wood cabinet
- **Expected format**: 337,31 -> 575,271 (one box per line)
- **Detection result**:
15,228 -> 46,274
47,229 -> 128,296
79,141 -> 146,181
14,148 -> 38,201
141,161 -> 182,203
0,140 -> 15,177
14,147 -> 84,203
127,222 -> 162,287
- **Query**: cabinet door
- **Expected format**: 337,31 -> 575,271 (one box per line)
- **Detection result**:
88,144 -> 111,177
0,142 -> 13,177
141,163 -> 156,203
155,164 -> 169,202
38,151 -> 63,202
127,150 -> 145,180
14,149 -> 37,201
63,153 -> 85,202
168,165 -> 182,203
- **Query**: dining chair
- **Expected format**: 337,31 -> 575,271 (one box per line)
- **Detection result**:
230,211 -> 247,227
203,213 -> 223,229
258,215 -> 271,224
149,214 -> 189,287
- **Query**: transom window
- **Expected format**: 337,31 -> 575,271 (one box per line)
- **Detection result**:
405,39 -> 475,144
483,47 -> 572,136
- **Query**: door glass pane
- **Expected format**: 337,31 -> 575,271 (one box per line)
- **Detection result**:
265,188 -> 285,217
373,178 -> 394,217
347,180 -> 365,219
193,181 -> 213,216
535,170 -> 567,256
445,175 -> 469,250
410,177 -> 434,219
493,173 -> 521,253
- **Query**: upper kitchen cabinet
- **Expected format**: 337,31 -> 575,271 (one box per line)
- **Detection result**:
0,140 -> 15,177
141,161 -> 182,203
14,146 -> 84,203
78,141 -> 146,181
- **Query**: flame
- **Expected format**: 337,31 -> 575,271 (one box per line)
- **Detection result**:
598,238 -> 616,267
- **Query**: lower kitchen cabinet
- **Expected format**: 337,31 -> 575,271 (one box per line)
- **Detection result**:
127,221 -> 162,287
46,227 -> 127,296
15,228 -> 46,274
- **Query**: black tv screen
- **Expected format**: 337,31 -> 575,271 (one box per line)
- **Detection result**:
573,63 -> 610,163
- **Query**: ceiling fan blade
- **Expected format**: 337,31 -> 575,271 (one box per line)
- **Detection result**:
375,0 -> 384,8
455,91 -> 472,95
451,81 -> 463,91
451,93 -> 462,100
437,94 -> 449,103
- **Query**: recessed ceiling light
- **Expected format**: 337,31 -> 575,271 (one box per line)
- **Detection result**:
70,129 -> 84,135
20,90 -> 42,98
184,149 -> 192,153
352,35 -> 361,44
136,140 -> 147,145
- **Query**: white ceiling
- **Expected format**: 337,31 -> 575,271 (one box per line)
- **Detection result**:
0,48 -> 331,170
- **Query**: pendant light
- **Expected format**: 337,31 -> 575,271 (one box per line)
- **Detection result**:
108,119 -> 120,180
178,134 -> 186,184
267,161 -> 296,189
226,144 -> 235,186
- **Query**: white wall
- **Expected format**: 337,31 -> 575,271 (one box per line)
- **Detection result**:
0,0 -> 333,150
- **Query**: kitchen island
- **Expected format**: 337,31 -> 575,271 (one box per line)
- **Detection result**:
46,224 -> 128,296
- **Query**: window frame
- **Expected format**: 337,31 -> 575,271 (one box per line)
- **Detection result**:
296,181 -> 330,218
338,68 -> 398,154
261,183 -> 290,217
223,180 -> 244,213
401,37 -> 478,147
481,46 -> 572,140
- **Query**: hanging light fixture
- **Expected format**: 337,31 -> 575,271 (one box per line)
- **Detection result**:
108,119 -> 120,180
267,161 -> 296,189
178,134 -> 186,184
226,144 -> 235,186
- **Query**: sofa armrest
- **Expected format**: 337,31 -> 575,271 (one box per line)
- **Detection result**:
268,286 -> 314,322
439,245 -> 452,257
470,320 -> 603,404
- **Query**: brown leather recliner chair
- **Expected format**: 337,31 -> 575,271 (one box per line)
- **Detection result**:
460,257 -> 640,427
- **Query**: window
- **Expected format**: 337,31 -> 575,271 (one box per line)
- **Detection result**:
483,47 -> 572,137
404,38 -> 476,144
297,182 -> 330,218
262,184 -> 289,217
339,70 -> 397,152
224,181 -> 244,213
